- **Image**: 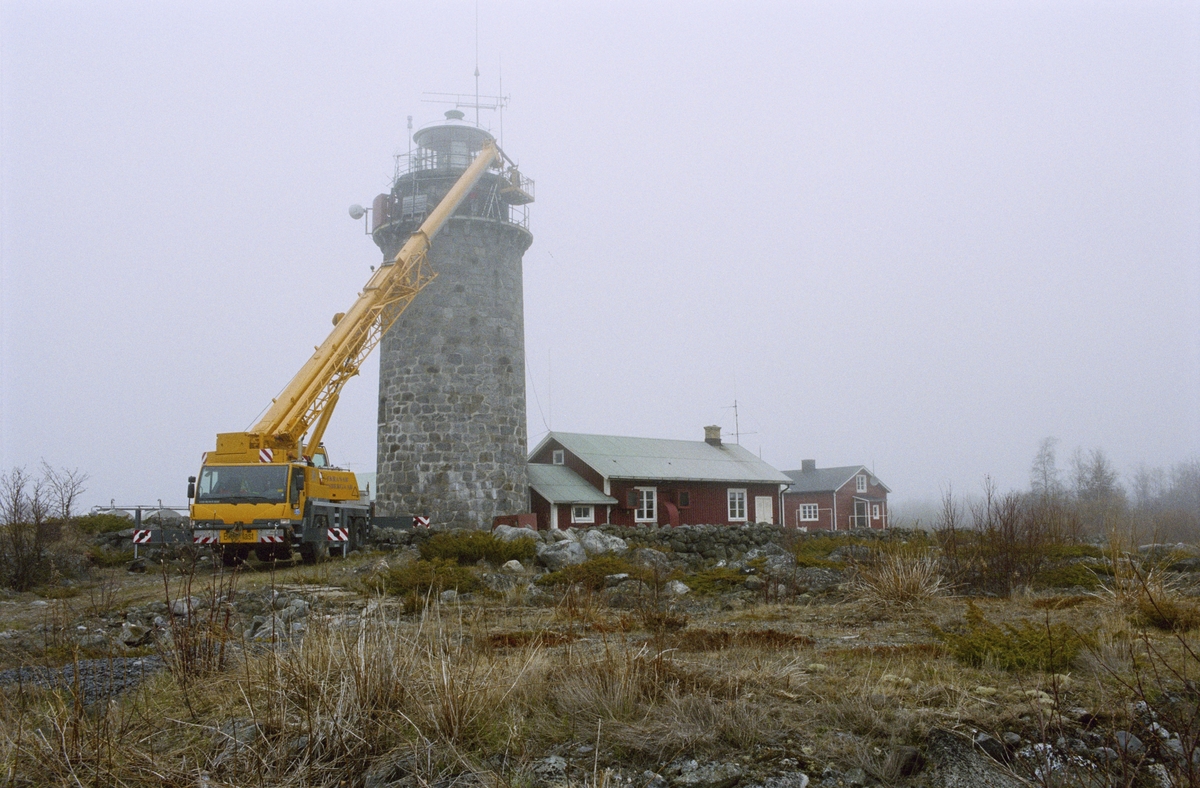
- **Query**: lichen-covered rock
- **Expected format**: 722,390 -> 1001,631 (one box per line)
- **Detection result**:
671,761 -> 743,788
493,524 -> 539,542
537,540 -> 587,570
631,547 -> 673,571
580,530 -> 628,556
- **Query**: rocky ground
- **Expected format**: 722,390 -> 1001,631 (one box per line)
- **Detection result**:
1,523 -> 1198,787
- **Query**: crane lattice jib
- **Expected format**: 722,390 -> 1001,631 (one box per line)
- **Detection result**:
248,142 -> 500,456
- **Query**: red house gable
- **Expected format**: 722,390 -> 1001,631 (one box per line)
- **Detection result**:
781,461 -> 891,531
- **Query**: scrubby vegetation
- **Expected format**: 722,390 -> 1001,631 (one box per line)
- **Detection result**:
535,554 -> 633,591
936,601 -> 1089,672
418,530 -> 536,565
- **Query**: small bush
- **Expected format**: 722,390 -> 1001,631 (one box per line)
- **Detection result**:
419,531 -> 536,565
74,513 -> 132,535
536,555 -> 632,591
789,535 -> 856,568
87,545 -> 135,567
1032,562 -> 1101,590
937,602 -> 1088,672
684,566 -> 746,595
376,558 -> 481,596
1134,595 -> 1200,632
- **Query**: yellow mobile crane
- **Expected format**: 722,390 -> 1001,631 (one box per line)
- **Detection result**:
179,141 -> 503,565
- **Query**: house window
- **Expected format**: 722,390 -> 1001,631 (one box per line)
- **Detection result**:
856,474 -> 867,493
634,488 -> 657,522
799,503 -> 819,521
678,491 -> 690,508
572,505 -> 594,524
552,450 -> 565,465
727,489 -> 747,522
872,505 -> 880,520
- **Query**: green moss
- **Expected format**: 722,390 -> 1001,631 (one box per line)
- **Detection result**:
418,531 -> 536,565
937,602 -> 1089,672
536,555 -> 633,592
1033,562 -> 1101,590
1042,543 -> 1105,560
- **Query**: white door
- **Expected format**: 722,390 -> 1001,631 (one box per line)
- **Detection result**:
754,496 -> 774,524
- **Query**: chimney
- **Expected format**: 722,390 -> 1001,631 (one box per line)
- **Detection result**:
801,459 -> 816,473
704,425 -> 722,446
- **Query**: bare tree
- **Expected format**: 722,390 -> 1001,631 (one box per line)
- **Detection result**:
1030,436 -> 1062,499
40,460 -> 89,526
0,467 -> 52,591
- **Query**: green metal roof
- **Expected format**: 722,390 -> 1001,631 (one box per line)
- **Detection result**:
527,463 -> 618,505
531,432 -> 791,485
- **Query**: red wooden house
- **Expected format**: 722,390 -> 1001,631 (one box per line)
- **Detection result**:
527,427 -> 791,529
781,460 -> 891,530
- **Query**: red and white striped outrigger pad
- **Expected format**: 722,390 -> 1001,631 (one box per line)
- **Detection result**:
132,530 -> 153,544
259,534 -> 285,543
193,534 -> 218,544
259,448 -> 274,463
326,527 -> 349,542
413,516 -> 430,527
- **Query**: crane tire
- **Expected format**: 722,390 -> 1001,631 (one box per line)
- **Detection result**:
255,544 -> 291,563
220,546 -> 248,567
299,541 -> 328,564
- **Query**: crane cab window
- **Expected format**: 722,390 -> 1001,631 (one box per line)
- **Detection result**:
196,465 -> 288,504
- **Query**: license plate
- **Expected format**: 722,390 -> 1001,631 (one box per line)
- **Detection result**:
219,529 -> 258,544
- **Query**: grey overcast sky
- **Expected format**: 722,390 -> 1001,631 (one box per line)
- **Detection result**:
2,1 -> 1198,511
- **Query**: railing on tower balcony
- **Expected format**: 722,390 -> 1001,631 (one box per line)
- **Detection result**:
385,150 -> 533,231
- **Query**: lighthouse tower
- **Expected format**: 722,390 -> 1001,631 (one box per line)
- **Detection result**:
370,110 -> 534,528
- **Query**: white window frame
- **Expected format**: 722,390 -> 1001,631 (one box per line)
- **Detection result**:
727,488 -> 747,522
572,505 -> 594,524
799,503 -> 819,522
872,504 -> 880,520
856,474 -> 868,493
552,449 -> 565,465
634,487 -> 657,523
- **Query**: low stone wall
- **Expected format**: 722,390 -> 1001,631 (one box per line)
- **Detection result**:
371,521 -> 909,566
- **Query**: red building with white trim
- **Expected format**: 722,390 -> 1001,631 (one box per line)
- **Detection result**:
527,427 -> 791,530
781,461 -> 890,530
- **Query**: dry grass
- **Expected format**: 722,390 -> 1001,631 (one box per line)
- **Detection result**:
852,553 -> 949,609
7,534 -> 1200,787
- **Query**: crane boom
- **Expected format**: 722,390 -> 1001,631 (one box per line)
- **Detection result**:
207,140 -> 501,465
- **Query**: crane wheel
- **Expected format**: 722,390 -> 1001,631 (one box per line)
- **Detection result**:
299,541 -> 328,564
255,545 -> 291,563
220,546 -> 248,567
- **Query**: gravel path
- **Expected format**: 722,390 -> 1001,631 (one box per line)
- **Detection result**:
0,656 -> 164,704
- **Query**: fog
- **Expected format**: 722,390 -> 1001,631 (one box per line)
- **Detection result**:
2,2 -> 1197,510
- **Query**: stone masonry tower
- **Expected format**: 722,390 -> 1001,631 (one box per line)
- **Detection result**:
370,110 -> 533,528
